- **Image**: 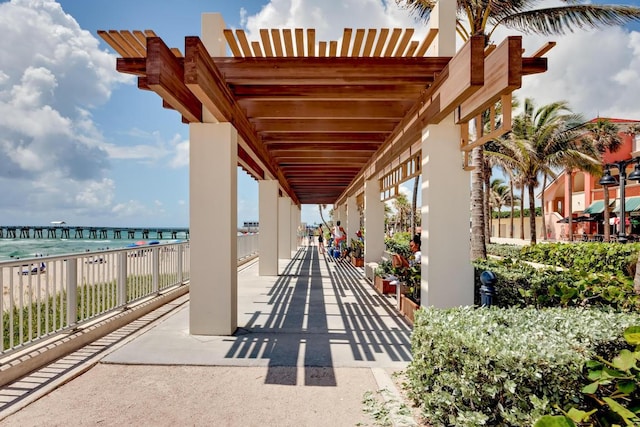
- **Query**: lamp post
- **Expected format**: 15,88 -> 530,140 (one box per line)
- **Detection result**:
599,157 -> 640,243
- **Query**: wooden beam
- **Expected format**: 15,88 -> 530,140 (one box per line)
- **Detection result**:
241,100 -> 414,119
183,36 -> 299,204
232,84 -> 427,100
262,132 -> 388,143
455,36 -> 522,123
251,118 -> 397,133
212,57 -> 451,85
532,41 -> 556,58
146,37 -> 201,123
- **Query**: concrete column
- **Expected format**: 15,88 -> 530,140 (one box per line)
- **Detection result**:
564,171 -> 572,218
426,1 -> 456,56
200,13 -> 226,123
189,122 -> 237,335
346,196 -> 358,245
278,197 -> 292,260
584,171 -> 593,206
421,114 -> 473,308
290,203 -> 298,252
364,179 -> 385,263
336,204 -> 346,227
259,180 -> 278,276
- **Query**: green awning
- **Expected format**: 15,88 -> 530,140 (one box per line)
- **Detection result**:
583,200 -> 605,214
613,196 -> 640,213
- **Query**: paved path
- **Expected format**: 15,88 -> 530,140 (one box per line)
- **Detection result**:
0,246 -> 418,426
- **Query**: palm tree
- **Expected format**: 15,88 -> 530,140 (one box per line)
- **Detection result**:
397,0 -> 640,255
393,193 -> 412,232
582,119 -> 624,242
487,98 -> 599,244
490,178 -> 510,237
521,99 -> 599,244
411,175 -> 420,235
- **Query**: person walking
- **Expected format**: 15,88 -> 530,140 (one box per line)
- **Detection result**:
333,220 -> 346,249
317,224 -> 325,255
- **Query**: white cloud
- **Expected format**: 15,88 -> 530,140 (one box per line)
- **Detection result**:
491,9 -> 640,120
0,0 -> 131,222
111,200 -> 148,217
168,136 -> 189,168
243,0 -> 429,43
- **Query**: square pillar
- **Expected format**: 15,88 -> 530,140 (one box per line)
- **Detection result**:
346,196 -> 358,245
290,203 -> 299,251
259,180 -> 278,276
421,114 -> 473,308
189,122 -> 237,335
364,178 -> 385,263
200,13 -> 227,123
278,197 -> 292,260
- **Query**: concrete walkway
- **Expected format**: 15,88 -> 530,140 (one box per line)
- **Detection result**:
0,246 -> 417,426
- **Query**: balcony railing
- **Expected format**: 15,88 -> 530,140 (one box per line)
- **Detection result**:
0,242 -> 189,356
0,234 -> 257,356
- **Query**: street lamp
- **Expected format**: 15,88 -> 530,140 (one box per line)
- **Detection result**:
599,157 -> 640,243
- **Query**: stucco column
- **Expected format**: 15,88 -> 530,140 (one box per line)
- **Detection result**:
346,196 -> 358,246
584,171 -> 593,206
259,180 -> 278,276
364,178 -> 385,263
290,203 -> 299,251
564,172 -> 572,218
336,204 -> 347,228
201,13 -> 226,123
421,114 -> 473,308
189,122 -> 237,335
278,197 -> 292,260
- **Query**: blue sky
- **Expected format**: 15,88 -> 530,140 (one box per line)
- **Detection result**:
0,0 -> 639,228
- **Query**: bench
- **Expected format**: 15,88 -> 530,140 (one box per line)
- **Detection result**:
365,251 -> 392,283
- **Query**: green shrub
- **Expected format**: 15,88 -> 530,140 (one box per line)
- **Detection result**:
473,258 -> 640,311
406,307 -> 640,427
519,242 -> 640,277
385,233 -> 411,259
487,243 -> 522,259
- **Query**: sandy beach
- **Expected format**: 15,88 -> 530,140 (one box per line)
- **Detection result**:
1,246 -> 186,318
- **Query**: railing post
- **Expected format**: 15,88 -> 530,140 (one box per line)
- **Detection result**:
66,258 -> 77,327
177,244 -> 184,284
118,251 -> 127,306
152,247 -> 159,294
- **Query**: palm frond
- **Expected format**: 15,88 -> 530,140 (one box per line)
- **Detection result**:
493,5 -> 640,36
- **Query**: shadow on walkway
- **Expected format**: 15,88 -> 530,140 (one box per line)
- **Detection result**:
225,247 -> 412,386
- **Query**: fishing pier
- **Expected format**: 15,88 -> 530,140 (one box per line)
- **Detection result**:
0,226 -> 190,240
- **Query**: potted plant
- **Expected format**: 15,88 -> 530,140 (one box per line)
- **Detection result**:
350,238 -> 364,267
373,260 -> 396,294
400,264 -> 420,324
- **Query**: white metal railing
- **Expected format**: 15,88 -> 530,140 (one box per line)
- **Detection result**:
0,233 -> 259,357
237,232 -> 258,261
0,242 -> 190,356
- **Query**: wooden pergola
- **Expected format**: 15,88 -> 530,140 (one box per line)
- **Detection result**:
98,27 -> 551,207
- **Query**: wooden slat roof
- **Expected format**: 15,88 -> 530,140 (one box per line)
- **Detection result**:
99,27 -> 549,206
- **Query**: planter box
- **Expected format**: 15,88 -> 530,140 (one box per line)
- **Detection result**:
400,294 -> 420,325
374,275 -> 396,294
351,257 -> 364,267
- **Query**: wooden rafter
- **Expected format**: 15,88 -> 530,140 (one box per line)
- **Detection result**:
98,26 -> 551,206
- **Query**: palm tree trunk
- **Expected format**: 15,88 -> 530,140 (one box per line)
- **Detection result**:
509,179 -> 514,238
483,160 -> 492,243
568,170 -> 574,242
520,183 -> 525,239
541,175 -> 547,241
528,183 -> 537,245
470,146 -> 486,260
603,187 -> 611,241
497,207 -> 501,237
411,176 -> 419,234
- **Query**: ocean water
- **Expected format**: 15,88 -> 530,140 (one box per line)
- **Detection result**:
0,233 -> 188,262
